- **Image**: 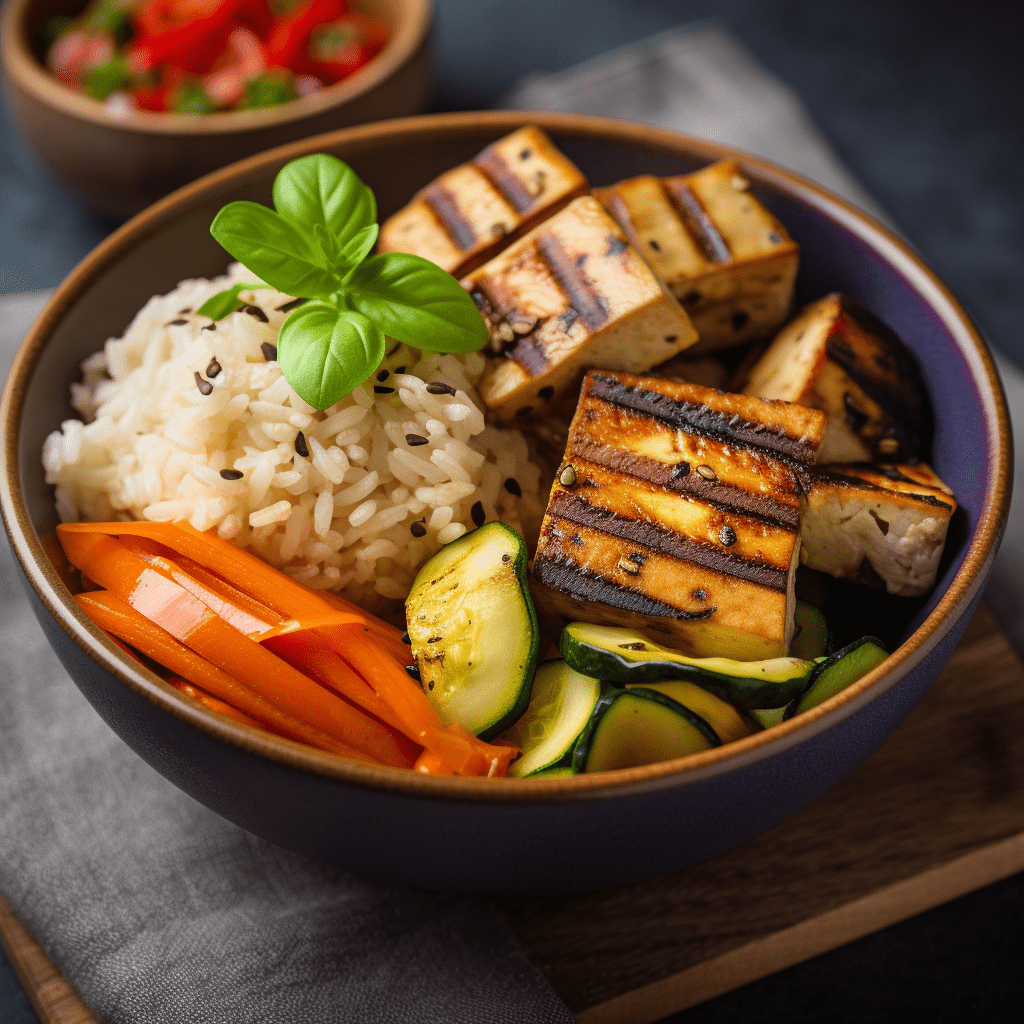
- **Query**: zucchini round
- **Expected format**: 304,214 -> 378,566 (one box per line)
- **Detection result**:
626,680 -> 751,744
785,636 -> 889,719
559,622 -> 813,711
573,688 -> 720,773
503,660 -> 601,778
405,522 -> 539,740
790,600 -> 832,660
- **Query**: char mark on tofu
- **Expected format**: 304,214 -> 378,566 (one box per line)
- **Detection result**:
799,462 -> 956,597
532,370 -> 826,661
535,231 -> 610,331
661,178 -> 732,264
421,182 -> 478,250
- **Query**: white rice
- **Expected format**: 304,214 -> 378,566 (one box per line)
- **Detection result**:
44,265 -> 546,612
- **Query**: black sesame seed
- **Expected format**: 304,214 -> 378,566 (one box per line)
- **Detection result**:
693,588 -> 708,601
501,553 -> 511,562
376,369 -> 390,382
503,477 -> 522,497
471,501 -> 486,527
374,385 -> 395,394
405,664 -> 421,681
276,297 -> 307,313
167,318 -> 188,327
194,372 -> 213,395
406,433 -> 429,446
665,335 -> 677,343
178,307 -> 192,314
719,525 -> 737,546
682,290 -> 702,305
219,469 -> 243,480
427,636 -> 443,644
410,521 -> 427,537
537,386 -> 555,401
243,304 -> 269,323
648,239 -> 662,251
672,461 -> 691,479
395,366 -> 406,374
387,342 -> 401,357
261,342 -> 277,361
202,323 -> 217,331
515,405 -> 533,417
401,632 -> 411,644
206,358 -> 222,378
519,148 -> 532,159
294,431 -> 309,458
768,231 -> 783,245
425,381 -> 456,396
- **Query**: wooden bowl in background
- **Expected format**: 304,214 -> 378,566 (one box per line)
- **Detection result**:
0,0 -> 434,217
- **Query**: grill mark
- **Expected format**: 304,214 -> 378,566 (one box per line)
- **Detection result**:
587,374 -> 818,466
548,490 -> 789,591
506,334 -> 550,376
533,554 -> 716,620
600,190 -> 639,241
661,179 -> 731,264
536,232 -> 610,331
812,470 -> 953,511
568,439 -> 800,529
474,148 -> 536,214
422,183 -> 477,251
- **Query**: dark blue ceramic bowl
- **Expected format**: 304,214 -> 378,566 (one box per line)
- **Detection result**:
0,112 -> 1012,895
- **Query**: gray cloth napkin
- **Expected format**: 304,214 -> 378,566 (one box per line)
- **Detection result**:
2,23 -> 1022,1024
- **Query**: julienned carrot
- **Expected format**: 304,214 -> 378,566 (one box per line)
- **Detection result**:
167,678 -> 265,729
61,532 -> 414,769
413,749 -> 456,776
77,590 -> 382,763
60,521 -> 407,660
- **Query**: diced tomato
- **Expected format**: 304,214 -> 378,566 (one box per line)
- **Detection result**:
48,29 -> 115,90
264,0 -> 348,75
132,83 -> 171,111
307,11 -> 388,84
203,24 -> 267,106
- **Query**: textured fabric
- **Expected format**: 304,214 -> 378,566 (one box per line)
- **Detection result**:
0,296 -> 575,1023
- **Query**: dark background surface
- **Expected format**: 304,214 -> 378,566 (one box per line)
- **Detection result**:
2,0 -> 1022,1020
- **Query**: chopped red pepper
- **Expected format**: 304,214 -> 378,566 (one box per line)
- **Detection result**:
265,0 -> 347,75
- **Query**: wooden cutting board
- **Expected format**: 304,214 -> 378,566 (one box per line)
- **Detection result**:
3,604 -> 1023,1024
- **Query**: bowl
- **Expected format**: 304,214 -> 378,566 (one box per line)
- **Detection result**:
0,111 -> 1012,895
0,0 -> 434,217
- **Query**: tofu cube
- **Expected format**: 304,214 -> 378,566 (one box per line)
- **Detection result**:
594,161 -> 799,352
377,126 -> 589,277
467,196 -> 699,420
740,293 -> 929,463
800,462 -> 956,596
532,370 -> 826,661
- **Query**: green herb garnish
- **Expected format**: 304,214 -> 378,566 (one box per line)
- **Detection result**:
173,80 -> 216,115
195,282 -> 272,320
206,154 -> 490,410
238,75 -> 298,110
84,54 -> 129,101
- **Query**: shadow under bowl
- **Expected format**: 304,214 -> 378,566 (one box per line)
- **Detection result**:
0,111 -> 1012,895
0,0 -> 434,218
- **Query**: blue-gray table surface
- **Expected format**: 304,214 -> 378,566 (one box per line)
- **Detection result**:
2,0 -> 1022,1021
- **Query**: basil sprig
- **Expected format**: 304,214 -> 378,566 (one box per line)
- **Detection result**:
205,154 -> 490,410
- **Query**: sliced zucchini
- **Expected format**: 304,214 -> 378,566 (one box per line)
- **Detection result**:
503,660 -> 601,777
559,622 -> 813,711
790,600 -> 832,660
748,706 -> 787,730
524,766 -> 577,780
573,688 -> 720,773
786,636 -> 888,719
405,522 -> 539,740
626,680 -> 751,744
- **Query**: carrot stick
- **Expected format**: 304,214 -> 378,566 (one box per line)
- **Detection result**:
413,749 -> 456,775
62,534 -> 414,768
78,591 -> 379,762
168,678 -> 265,728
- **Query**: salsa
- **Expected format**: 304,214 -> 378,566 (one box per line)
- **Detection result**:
44,0 -> 390,113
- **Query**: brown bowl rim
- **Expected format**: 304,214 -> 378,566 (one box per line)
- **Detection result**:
0,0 -> 433,135
0,109 -> 1012,804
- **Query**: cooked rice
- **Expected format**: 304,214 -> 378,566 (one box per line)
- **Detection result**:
43,265 -> 546,612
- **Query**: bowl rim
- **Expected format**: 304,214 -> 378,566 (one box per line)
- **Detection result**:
0,109 -> 1012,804
0,0 -> 433,135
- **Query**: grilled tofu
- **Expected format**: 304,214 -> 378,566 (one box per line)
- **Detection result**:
740,293 -> 929,463
800,463 -> 956,596
377,126 -> 589,278
532,370 -> 826,661
594,162 -> 799,353
467,196 -> 699,420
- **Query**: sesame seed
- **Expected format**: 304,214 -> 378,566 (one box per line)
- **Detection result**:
425,382 -> 456,396
503,477 -> 522,497
219,469 -> 243,480
205,358 -> 221,378
202,323 -> 217,331
471,501 -> 486,528
559,465 -> 577,488
294,431 -> 309,458
243,304 -> 268,323
696,464 -> 717,481
374,385 -> 395,394
260,342 -> 277,362
672,461 -> 691,479
405,664 -> 421,681
166,318 -> 188,327
194,372 -> 213,395
376,369 -> 390,382
401,632 -> 411,644
406,433 -> 428,447
617,557 -> 641,575
719,525 -> 737,546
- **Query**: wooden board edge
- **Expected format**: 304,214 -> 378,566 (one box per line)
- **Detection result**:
0,892 -> 97,1024
575,831 -> 1024,1024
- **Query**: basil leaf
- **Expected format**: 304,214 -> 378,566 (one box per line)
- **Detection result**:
337,223 -> 379,276
347,253 -> 490,353
277,302 -> 385,411
210,202 -> 340,298
196,282 -> 271,321
272,154 -> 376,254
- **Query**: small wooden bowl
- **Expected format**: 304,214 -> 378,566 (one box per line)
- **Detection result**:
0,0 -> 434,217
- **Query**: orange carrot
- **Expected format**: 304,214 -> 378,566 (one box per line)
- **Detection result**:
62,534 -> 414,768
413,749 -> 456,775
77,590 -> 380,762
168,678 -> 265,729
